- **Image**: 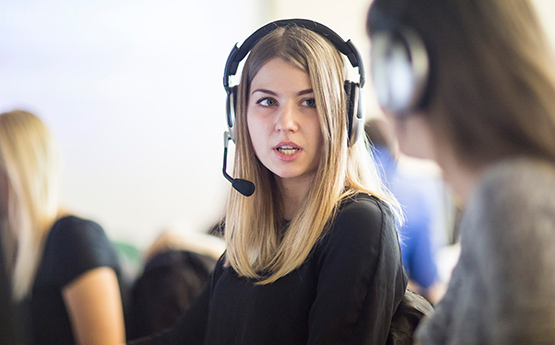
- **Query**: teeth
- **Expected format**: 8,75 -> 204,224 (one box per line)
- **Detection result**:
277,146 -> 299,155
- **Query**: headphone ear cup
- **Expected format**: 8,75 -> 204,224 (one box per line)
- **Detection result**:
226,86 -> 238,142
344,81 -> 355,142
352,82 -> 365,146
344,81 -> 364,146
370,28 -> 429,115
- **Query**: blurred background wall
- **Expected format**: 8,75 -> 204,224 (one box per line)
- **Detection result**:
1,0 -> 554,249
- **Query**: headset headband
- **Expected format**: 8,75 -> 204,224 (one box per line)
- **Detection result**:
223,18 -> 366,93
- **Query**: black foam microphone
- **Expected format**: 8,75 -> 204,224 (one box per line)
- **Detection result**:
223,132 -> 255,197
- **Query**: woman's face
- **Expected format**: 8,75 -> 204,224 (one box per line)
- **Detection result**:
247,57 -> 324,185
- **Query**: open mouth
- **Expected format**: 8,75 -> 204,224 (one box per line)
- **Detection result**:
276,145 -> 300,155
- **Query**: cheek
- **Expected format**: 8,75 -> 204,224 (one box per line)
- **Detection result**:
386,113 -> 435,160
246,113 -> 264,155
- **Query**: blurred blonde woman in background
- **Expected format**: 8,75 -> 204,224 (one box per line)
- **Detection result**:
0,110 -> 125,345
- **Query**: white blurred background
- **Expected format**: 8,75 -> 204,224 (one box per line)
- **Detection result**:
1,0 -> 554,250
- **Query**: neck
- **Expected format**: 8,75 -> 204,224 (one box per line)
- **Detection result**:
438,151 -> 482,207
276,175 -> 314,220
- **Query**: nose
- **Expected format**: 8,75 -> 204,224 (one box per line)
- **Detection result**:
275,102 -> 299,133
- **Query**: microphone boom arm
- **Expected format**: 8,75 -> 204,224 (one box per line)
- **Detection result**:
222,131 -> 255,197
223,131 -> 234,184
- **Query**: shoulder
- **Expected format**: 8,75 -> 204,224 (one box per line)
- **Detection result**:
478,158 -> 555,201
40,216 -> 120,287
319,193 -> 398,254
333,193 -> 395,235
47,216 -> 112,254
311,193 -> 405,303
51,216 -> 104,235
337,193 -> 391,219
463,158 -> 555,252
469,158 -> 555,226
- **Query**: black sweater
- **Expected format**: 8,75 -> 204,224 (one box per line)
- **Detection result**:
132,194 -> 406,345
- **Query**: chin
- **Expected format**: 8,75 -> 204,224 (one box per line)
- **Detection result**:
274,171 -> 301,179
273,168 -> 315,181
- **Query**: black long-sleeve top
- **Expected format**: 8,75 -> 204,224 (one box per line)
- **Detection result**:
132,193 -> 407,345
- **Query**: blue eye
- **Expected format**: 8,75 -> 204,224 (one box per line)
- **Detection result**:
302,98 -> 316,108
257,98 -> 277,106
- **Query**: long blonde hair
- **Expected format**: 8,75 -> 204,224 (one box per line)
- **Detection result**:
0,110 -> 60,300
224,25 -> 400,284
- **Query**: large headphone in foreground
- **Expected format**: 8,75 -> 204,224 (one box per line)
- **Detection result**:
370,24 -> 430,116
223,18 -> 367,147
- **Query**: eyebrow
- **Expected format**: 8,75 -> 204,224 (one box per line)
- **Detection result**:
251,88 -> 314,96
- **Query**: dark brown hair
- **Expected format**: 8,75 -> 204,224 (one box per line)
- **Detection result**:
367,0 -> 555,169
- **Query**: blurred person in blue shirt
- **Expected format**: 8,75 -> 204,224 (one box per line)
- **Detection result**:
366,117 -> 447,304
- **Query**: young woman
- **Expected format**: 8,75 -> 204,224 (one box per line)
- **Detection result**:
367,0 -> 555,343
129,19 -> 407,344
0,110 -> 126,345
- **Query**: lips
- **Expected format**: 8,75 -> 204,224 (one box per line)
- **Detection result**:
274,142 -> 302,162
276,145 -> 300,155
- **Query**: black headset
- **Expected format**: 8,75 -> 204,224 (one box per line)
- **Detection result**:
223,18 -> 367,147
369,23 -> 430,116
